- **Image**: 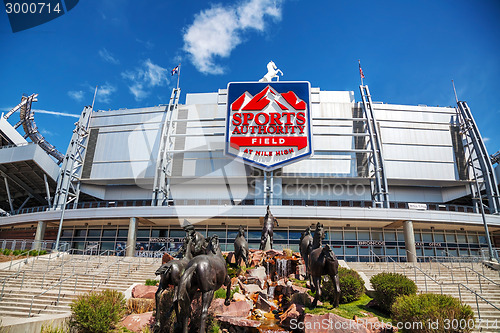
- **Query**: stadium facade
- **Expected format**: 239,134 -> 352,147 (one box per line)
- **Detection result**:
1,80 -> 500,262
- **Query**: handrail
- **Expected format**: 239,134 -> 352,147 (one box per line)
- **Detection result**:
456,283 -> 500,320
371,249 -> 500,320
427,257 -> 500,293
27,246 -> 137,317
1,198 -> 482,217
0,249 -> 71,299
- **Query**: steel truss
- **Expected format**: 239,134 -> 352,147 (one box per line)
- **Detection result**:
3,93 -> 64,163
359,85 -> 390,208
152,88 -> 181,206
52,106 -> 93,210
456,101 -> 500,215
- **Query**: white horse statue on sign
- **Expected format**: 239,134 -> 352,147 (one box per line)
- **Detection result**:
259,61 -> 283,82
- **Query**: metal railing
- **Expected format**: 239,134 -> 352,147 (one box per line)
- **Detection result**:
1,198 -> 479,217
367,250 -> 500,320
23,244 -> 156,317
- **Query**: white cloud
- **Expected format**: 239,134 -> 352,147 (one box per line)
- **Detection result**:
121,59 -> 170,101
96,83 -> 117,103
183,0 -> 283,74
483,137 -> 490,143
68,90 -> 85,102
98,48 -> 120,64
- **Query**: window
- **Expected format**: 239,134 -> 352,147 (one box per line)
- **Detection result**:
102,229 -> 116,237
331,228 -> 343,240
456,233 -> 467,244
445,233 -> 456,243
422,233 -> 433,242
75,229 -> 87,238
87,229 -> 101,237
434,232 -> 445,242
137,229 -> 150,238
384,231 -> 396,241
170,230 -> 185,238
344,231 -> 356,240
358,231 -> 370,241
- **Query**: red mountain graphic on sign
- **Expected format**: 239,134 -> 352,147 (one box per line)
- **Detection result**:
231,86 -> 306,112
226,82 -> 312,171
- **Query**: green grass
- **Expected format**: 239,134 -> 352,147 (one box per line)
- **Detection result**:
290,278 -> 307,288
214,285 -> 240,299
304,294 -> 391,323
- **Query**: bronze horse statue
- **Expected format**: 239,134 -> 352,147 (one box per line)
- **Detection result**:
300,223 -> 325,283
307,244 -> 340,308
234,225 -> 250,267
154,233 -> 195,327
259,206 -> 279,250
177,235 -> 231,333
299,226 -> 313,278
154,223 -> 208,329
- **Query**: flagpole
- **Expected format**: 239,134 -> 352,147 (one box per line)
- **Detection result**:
176,63 -> 181,90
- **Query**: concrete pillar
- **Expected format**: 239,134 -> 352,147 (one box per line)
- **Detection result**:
403,220 -> 417,263
33,221 -> 46,250
126,217 -> 138,257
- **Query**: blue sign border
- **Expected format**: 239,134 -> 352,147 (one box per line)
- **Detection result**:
225,81 -> 313,171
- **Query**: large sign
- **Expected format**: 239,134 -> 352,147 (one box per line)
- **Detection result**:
225,82 -> 313,170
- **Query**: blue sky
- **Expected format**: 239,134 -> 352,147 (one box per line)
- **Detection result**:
1,0 -> 499,156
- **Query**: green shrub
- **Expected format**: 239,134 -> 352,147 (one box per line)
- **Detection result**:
12,250 -> 21,256
39,250 -> 47,255
370,272 -> 417,313
2,249 -> 12,255
322,267 -> 365,304
29,250 -> 39,257
144,279 -> 158,286
391,293 -> 474,332
69,289 -> 126,333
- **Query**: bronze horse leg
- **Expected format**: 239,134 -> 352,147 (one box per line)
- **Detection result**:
332,273 -> 341,307
199,289 -> 214,333
311,275 -> 322,308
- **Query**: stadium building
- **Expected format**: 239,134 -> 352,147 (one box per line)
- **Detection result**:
1,79 -> 499,262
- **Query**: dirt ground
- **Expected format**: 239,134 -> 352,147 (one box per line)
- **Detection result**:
0,254 -> 27,263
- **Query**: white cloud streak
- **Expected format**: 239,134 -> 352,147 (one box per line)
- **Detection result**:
98,48 -> 120,64
33,109 -> 80,118
183,0 -> 283,74
68,90 -> 85,102
121,59 -> 170,101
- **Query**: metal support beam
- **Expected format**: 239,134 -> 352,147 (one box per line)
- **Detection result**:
43,173 -> 52,209
359,85 -> 390,208
18,195 -> 32,210
3,177 -> 14,212
0,167 -> 46,205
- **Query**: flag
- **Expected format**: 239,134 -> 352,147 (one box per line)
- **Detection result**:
358,60 -> 365,79
171,65 -> 179,76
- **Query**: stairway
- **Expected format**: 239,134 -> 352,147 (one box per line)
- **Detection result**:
349,261 -> 500,333
0,254 -> 159,321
